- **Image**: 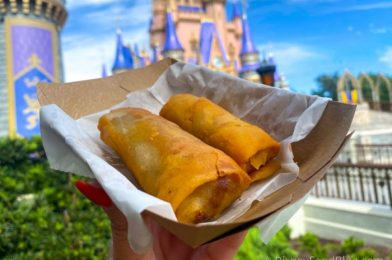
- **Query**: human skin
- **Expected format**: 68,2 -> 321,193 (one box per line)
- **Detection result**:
75,180 -> 247,260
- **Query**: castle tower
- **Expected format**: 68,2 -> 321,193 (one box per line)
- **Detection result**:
0,0 -> 67,137
162,10 -> 184,60
239,13 -> 261,82
257,50 -> 276,86
149,0 -> 166,49
203,0 -> 227,49
151,43 -> 160,63
112,30 -> 133,74
145,0 -> 275,83
102,64 -> 108,78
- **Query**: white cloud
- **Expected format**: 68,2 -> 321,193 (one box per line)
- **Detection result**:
82,2 -> 151,28
379,47 -> 392,69
345,2 -> 392,11
66,0 -> 118,9
258,43 -> 321,74
62,1 -> 151,82
63,26 -> 149,82
371,27 -> 388,34
325,2 -> 392,14
368,24 -> 392,34
288,0 -> 338,3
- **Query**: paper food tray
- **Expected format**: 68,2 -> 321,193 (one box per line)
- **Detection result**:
37,58 -> 355,253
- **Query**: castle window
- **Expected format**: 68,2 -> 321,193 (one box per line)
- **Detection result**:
213,57 -> 223,68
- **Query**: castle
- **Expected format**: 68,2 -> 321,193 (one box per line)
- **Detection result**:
111,0 -> 286,87
0,0 -> 67,137
0,0 -> 286,138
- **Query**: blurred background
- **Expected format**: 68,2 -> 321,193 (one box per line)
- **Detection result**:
0,0 -> 391,258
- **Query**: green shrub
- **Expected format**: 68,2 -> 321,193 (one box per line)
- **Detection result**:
340,236 -> 364,255
349,248 -> 377,260
299,232 -> 328,259
1,137 -> 388,259
0,137 -> 111,259
235,226 -> 298,260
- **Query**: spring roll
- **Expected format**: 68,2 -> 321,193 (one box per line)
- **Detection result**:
160,94 -> 281,177
98,108 -> 251,224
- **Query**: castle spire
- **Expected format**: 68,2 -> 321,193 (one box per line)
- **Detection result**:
232,1 -> 242,20
162,9 -> 184,60
112,29 -> 132,74
102,64 -> 107,78
239,12 -> 261,82
240,14 -> 257,56
151,44 -> 159,63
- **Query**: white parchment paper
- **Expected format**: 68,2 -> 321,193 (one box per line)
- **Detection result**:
40,62 -> 329,254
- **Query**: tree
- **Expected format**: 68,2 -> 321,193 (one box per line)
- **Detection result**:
311,73 -> 340,101
312,73 -> 391,105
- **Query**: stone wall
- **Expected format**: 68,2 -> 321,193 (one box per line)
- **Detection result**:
289,196 -> 392,248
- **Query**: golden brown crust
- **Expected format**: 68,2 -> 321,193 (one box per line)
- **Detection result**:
98,108 -> 251,224
160,94 -> 281,174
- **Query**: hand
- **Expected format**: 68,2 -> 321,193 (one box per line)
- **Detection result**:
75,180 -> 247,260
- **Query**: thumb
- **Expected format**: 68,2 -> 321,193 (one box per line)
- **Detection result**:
74,179 -> 112,208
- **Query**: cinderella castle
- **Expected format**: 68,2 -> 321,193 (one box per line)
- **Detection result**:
0,0 -> 286,137
109,0 -> 288,87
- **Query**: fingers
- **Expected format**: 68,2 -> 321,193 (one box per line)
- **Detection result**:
74,180 -> 112,207
202,230 -> 248,260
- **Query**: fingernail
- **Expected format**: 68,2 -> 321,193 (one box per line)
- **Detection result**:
74,180 -> 112,207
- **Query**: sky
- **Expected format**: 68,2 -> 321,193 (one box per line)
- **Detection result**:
62,0 -> 392,94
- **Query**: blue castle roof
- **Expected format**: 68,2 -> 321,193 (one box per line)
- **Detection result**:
240,15 -> 258,55
134,43 -> 146,67
112,30 -> 133,71
102,64 -> 107,77
232,2 -> 242,20
163,11 -> 184,51
200,20 -> 229,65
123,45 -> 134,68
151,45 -> 159,63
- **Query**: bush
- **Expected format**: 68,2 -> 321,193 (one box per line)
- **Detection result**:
299,232 -> 328,259
340,236 -> 378,260
1,137 -> 388,259
340,236 -> 364,255
235,226 -> 298,260
0,137 -> 111,259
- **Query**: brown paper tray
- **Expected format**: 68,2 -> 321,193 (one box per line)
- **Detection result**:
38,58 -> 355,247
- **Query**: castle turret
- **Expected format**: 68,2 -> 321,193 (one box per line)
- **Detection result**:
162,10 -> 184,60
257,50 -> 276,86
199,19 -> 229,68
232,1 -> 242,21
123,44 -> 134,69
0,0 -> 67,137
151,44 -> 159,63
112,30 -> 133,74
203,0 -> 227,47
239,14 -> 260,82
102,64 -> 108,78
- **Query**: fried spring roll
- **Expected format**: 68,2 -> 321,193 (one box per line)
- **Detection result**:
160,94 -> 281,176
98,108 -> 251,224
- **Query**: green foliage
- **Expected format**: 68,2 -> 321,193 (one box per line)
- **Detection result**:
235,226 -> 298,260
312,72 -> 391,103
349,248 -> 377,260
1,137 -> 389,259
312,73 -> 340,100
0,137 -> 111,259
299,232 -> 328,259
340,236 -> 364,255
